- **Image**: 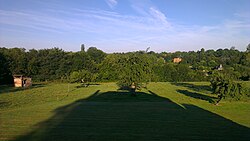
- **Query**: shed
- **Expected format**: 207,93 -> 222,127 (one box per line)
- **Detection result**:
13,75 -> 32,87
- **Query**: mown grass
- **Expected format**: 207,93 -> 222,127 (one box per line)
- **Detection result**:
0,82 -> 249,141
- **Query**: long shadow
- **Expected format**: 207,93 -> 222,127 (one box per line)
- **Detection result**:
172,82 -> 217,103
0,83 -> 46,94
171,82 -> 212,93
0,101 -> 10,108
177,89 -> 216,103
14,90 -> 250,141
75,83 -> 100,88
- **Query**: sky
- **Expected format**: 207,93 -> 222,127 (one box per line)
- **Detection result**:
0,0 -> 249,53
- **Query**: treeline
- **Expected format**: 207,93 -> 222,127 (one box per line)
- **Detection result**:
0,45 -> 249,84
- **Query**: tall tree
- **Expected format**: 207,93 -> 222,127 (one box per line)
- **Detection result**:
81,44 -> 85,52
87,47 -> 106,64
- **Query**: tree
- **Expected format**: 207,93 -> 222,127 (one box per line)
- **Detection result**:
240,52 -> 250,66
98,54 -> 121,81
117,54 -> 153,91
210,72 -> 244,105
26,49 -> 39,76
174,64 -> 194,82
87,47 -> 106,64
158,63 -> 176,82
81,44 -> 85,52
36,48 -> 67,81
246,43 -> 250,53
199,48 -> 206,61
71,52 -> 91,70
69,69 -> 97,84
5,48 -> 28,75
230,46 -> 236,50
69,71 -> 81,83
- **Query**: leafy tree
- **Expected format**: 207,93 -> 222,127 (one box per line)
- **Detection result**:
70,69 -> 97,83
71,51 -> 92,71
87,47 -> 106,64
26,49 -> 39,76
210,72 -> 245,105
161,63 -> 176,81
198,48 -> 206,61
98,54 -> 121,81
117,54 -> 152,91
240,52 -> 250,66
36,48 -> 67,81
81,44 -> 85,52
69,71 -> 81,83
4,48 -> 27,75
233,64 -> 250,81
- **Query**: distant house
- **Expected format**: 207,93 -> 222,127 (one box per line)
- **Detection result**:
218,64 -> 223,70
213,64 -> 223,71
13,75 -> 32,87
173,57 -> 182,63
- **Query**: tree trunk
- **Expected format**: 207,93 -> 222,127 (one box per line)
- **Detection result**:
215,94 -> 222,105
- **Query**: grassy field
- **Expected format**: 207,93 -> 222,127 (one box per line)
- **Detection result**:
0,82 -> 250,141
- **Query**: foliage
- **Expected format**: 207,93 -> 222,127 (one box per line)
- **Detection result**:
69,69 -> 97,83
81,44 -> 85,52
98,54 -> 122,81
0,51 -> 13,84
86,47 -> 106,64
246,43 -> 250,53
210,72 -> 246,104
117,53 -> 153,90
240,52 -> 250,66
1,82 -> 250,140
0,44 -> 250,84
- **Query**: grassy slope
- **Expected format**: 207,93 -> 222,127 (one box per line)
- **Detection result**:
0,82 -> 249,141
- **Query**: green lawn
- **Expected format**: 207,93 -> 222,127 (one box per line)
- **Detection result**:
0,82 -> 250,141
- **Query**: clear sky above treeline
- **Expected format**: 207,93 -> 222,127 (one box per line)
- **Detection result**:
0,0 -> 249,53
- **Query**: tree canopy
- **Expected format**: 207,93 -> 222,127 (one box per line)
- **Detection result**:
0,44 -> 250,85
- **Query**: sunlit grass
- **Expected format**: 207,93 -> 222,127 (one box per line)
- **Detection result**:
0,82 -> 249,140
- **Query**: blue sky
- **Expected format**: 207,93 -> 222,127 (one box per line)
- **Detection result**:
0,0 -> 249,52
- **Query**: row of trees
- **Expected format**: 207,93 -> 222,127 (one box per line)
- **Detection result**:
0,44 -> 250,85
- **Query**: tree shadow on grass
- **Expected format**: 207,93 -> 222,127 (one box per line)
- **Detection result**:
0,101 -> 10,108
75,83 -> 100,88
171,82 -> 212,93
13,90 -> 250,141
177,89 -> 216,103
0,83 -> 46,94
